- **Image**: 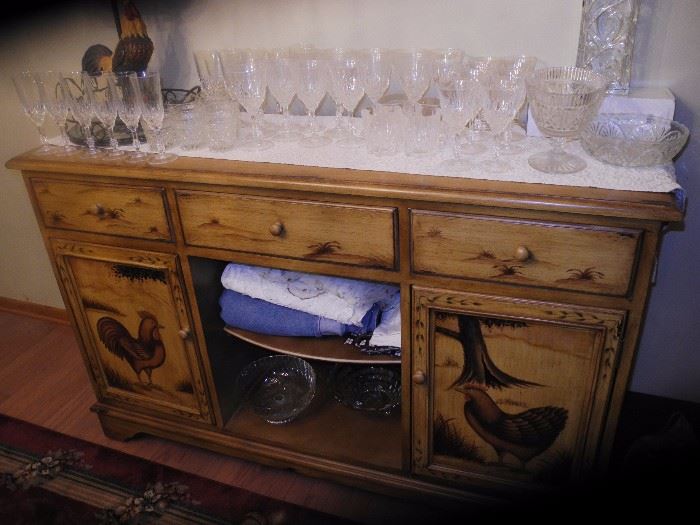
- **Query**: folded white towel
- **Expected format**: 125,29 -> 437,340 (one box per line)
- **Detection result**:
369,291 -> 401,348
221,263 -> 399,326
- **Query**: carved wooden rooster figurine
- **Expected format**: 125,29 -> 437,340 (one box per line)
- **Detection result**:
97,311 -> 166,385
81,0 -> 153,74
454,383 -> 568,468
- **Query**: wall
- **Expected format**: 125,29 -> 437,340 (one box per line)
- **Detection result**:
0,0 -> 697,401
625,0 -> 700,401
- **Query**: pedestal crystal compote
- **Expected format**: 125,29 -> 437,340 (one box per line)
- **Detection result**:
526,67 -> 608,174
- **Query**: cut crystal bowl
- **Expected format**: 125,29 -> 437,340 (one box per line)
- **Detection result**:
581,113 -> 689,167
237,355 -> 316,424
333,365 -> 400,416
526,67 -> 608,173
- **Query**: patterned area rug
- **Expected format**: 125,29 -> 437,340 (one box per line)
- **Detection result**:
0,414 -> 351,524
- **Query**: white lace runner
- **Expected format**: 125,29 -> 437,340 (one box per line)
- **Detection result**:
167,117 -> 681,195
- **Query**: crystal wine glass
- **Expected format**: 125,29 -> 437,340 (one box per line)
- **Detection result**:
488,56 -> 537,152
393,49 -> 435,110
193,49 -> 227,101
359,47 -> 392,108
480,75 -> 523,173
220,49 -> 272,150
107,71 -> 147,162
85,72 -> 124,158
324,47 -> 351,140
296,56 -> 331,148
132,71 -> 177,165
35,71 -> 76,155
268,49 -> 301,142
60,71 -> 101,158
437,77 -> 486,171
526,67 -> 608,173
328,50 -> 366,146
13,71 -> 51,154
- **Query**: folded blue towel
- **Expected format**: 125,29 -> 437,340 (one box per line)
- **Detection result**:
219,289 -> 381,337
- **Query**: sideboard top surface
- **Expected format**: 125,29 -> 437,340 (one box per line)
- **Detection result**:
6,149 -> 683,222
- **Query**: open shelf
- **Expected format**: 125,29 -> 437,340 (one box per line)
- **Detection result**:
225,394 -> 402,472
223,326 -> 401,365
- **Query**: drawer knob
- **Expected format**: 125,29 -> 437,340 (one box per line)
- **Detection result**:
514,245 -> 530,262
412,370 -> 427,385
269,222 -> 284,236
178,327 -> 191,340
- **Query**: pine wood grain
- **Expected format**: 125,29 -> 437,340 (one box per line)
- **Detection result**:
0,310 -> 458,524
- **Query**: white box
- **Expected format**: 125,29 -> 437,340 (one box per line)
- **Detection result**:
526,87 -> 676,137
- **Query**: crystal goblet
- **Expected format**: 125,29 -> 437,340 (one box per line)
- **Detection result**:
13,71 -> 51,155
526,67 -> 608,174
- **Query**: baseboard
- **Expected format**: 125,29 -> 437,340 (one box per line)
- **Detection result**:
0,296 -> 69,324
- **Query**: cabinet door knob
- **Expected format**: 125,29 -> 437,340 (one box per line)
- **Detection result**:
412,370 -> 427,385
269,221 -> 284,236
178,328 -> 191,340
514,245 -> 530,261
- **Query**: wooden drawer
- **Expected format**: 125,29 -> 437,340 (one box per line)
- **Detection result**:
176,190 -> 397,270
411,210 -> 641,295
30,179 -> 171,241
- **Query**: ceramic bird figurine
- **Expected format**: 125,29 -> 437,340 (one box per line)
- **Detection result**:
81,0 -> 153,74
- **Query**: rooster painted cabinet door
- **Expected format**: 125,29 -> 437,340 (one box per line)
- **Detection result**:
50,239 -> 214,424
411,287 -> 625,488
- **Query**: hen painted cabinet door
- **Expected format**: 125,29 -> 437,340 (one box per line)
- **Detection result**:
411,287 -> 625,489
51,239 -> 214,424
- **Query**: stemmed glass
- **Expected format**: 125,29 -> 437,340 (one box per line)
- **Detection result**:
480,74 -> 524,173
324,48 -> 350,139
328,50 -> 366,146
268,49 -> 301,142
359,47 -> 392,108
488,56 -> 537,152
12,71 -> 51,154
193,49 -> 227,101
85,72 -> 124,158
433,48 -> 466,93
131,71 -> 177,164
526,67 -> 608,173
296,56 -> 331,148
393,49 -> 435,110
220,49 -> 272,150
438,77 -> 486,171
107,71 -> 147,162
60,71 -> 101,158
35,71 -> 75,155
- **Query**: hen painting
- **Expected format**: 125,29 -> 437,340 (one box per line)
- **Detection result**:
454,383 -> 568,468
97,311 -> 166,385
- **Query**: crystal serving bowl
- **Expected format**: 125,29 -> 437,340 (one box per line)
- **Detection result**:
581,113 -> 689,167
333,365 -> 401,416
237,355 -> 316,424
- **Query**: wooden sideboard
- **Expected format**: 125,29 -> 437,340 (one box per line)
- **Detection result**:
7,150 -> 683,503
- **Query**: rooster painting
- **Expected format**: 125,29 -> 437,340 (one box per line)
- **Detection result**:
81,0 -> 154,74
97,311 -> 166,385
454,383 -> 568,468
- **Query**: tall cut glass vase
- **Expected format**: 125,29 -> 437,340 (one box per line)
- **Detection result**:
576,0 -> 640,95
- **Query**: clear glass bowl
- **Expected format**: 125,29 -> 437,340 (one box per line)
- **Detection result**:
237,355 -> 316,424
333,366 -> 400,416
581,113 -> 689,167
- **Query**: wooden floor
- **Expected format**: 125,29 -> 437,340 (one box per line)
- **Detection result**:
0,309 -> 459,524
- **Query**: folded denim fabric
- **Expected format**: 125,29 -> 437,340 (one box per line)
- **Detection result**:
219,289 -> 382,338
220,263 -> 399,326
369,290 -> 401,349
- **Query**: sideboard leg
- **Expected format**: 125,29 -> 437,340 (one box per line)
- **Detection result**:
91,405 -> 141,441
